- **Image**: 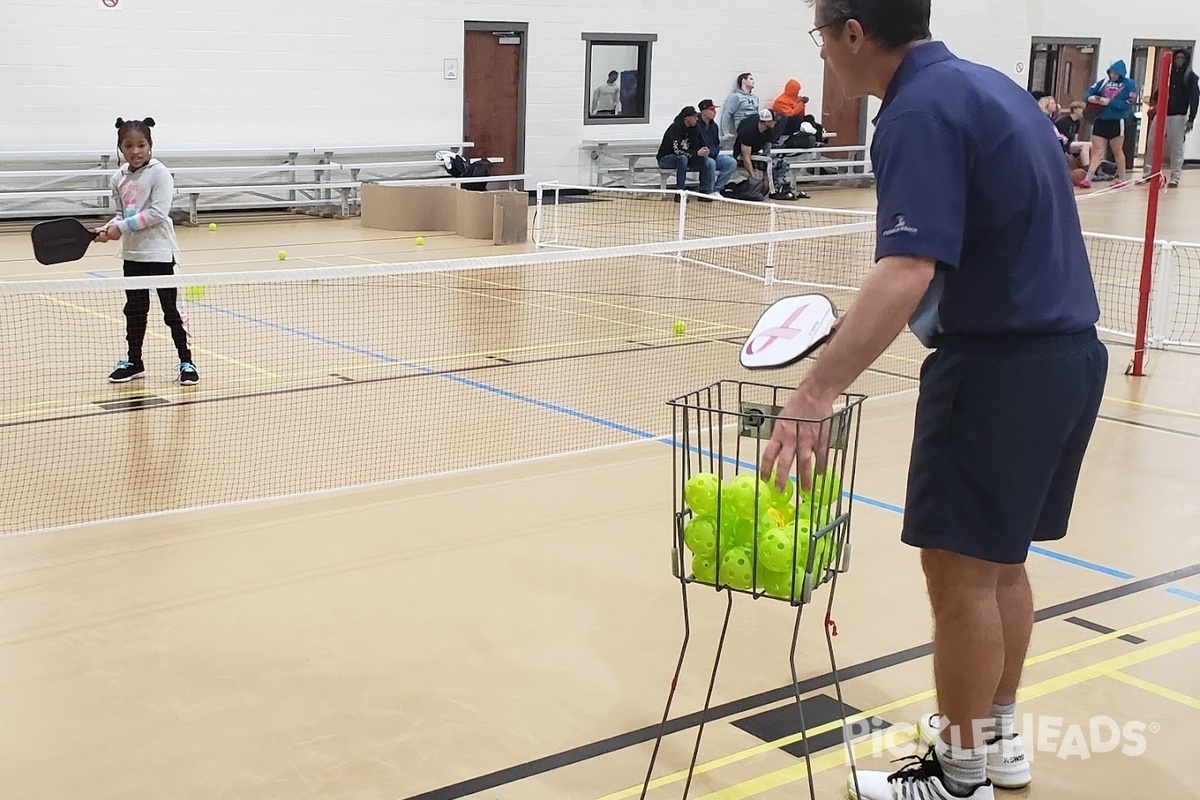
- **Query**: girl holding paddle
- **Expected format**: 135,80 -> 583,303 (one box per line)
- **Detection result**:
96,117 -> 198,386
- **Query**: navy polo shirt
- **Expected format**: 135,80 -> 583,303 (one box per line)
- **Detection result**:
870,41 -> 1100,347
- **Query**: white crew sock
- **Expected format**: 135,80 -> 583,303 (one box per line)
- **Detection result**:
991,701 -> 1016,740
935,738 -> 988,797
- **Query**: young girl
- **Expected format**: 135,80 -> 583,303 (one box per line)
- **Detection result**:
96,117 -> 198,385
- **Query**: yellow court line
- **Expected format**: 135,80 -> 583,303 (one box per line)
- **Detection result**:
305,254 -> 706,341
41,295 -> 278,378
333,253 -> 921,369
448,274 -> 931,367
1106,670 -> 1200,712
596,603 -> 1200,800
689,628 -> 1200,800
1104,394 -> 1200,421
331,329 -> 738,374
452,270 -> 746,332
331,253 -> 748,343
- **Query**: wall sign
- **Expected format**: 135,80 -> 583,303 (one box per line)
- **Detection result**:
99,0 -> 123,9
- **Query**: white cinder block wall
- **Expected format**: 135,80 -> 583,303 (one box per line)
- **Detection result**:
0,0 -> 1195,184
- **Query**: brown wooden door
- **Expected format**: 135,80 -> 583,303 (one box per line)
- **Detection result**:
463,29 -> 523,176
1054,45 -> 1096,105
820,59 -> 866,155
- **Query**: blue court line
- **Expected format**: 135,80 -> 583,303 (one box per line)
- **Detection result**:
1166,586 -> 1200,603
78,269 -> 1197,602
86,270 -> 403,363
193,301 -> 403,363
1027,545 -> 1135,580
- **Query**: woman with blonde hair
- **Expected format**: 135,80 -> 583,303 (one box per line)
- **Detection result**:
1038,96 -> 1091,188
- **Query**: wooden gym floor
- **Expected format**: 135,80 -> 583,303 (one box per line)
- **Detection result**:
1,183 -> 1199,799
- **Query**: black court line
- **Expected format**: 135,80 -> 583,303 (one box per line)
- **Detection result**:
92,395 -> 169,412
1065,616 -> 1146,645
398,562 -> 1200,800
349,283 -> 828,309
3,330 -> 915,431
1098,413 -> 1200,440
0,334 -> 741,430
732,694 -> 889,758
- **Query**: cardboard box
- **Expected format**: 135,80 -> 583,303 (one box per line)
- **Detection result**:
454,189 -> 499,240
359,183 -> 457,232
360,183 -> 527,245
492,192 -> 528,245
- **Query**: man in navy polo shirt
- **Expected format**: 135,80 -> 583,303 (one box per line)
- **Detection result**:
758,2 -> 1107,799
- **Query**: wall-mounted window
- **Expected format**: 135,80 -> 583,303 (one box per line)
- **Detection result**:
582,33 -> 656,125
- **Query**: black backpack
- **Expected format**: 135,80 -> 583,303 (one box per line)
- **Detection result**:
444,154 -> 492,191
723,178 -> 769,202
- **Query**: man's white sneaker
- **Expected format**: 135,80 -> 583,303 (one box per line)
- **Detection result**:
918,713 -> 1031,790
846,750 -> 994,800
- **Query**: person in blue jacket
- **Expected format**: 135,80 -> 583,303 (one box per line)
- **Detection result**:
1084,60 -> 1138,187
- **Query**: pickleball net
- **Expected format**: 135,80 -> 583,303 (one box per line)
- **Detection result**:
1,217 -> 912,535
538,183 -> 1200,355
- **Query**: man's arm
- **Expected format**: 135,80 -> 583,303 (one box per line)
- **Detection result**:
801,255 -> 935,404
761,109 -> 967,489
1188,75 -> 1199,128
759,255 -> 934,489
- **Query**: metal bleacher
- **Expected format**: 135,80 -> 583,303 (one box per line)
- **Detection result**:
0,143 -> 524,224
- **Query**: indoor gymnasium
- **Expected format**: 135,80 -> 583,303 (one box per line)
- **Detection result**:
1,1 -> 1199,799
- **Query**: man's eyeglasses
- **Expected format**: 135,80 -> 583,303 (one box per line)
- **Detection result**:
809,18 -> 847,48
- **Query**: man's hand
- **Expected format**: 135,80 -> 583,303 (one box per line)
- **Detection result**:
759,385 -> 835,493
698,146 -> 711,158
1187,121 -> 1195,134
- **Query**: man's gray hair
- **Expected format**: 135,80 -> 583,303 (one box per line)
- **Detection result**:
808,0 -> 932,49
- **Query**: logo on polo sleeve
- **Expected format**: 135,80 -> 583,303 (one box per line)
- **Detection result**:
882,214 -> 919,237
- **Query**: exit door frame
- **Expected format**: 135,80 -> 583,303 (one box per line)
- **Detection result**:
464,20 -> 529,175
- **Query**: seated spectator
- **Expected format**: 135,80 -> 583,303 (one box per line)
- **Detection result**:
721,73 -> 760,136
695,99 -> 737,195
1055,101 -> 1093,184
733,108 -> 777,182
1038,96 -> 1090,188
772,79 -> 809,120
656,105 -> 714,200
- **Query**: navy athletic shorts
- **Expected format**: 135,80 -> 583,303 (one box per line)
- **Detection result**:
901,328 -> 1108,564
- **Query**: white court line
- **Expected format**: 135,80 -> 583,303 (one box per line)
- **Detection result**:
0,435 -> 674,541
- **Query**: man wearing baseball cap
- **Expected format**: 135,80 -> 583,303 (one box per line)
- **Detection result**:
656,105 -> 718,199
696,99 -> 738,194
733,107 -> 778,182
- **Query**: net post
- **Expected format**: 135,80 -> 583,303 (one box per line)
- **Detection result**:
534,183 -> 545,246
553,184 -> 562,244
1129,49 -> 1174,377
765,205 -> 778,286
675,190 -> 687,266
1149,242 -> 1176,349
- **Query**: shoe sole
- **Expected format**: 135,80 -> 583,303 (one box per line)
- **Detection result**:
918,721 -> 1031,790
108,373 -> 145,384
